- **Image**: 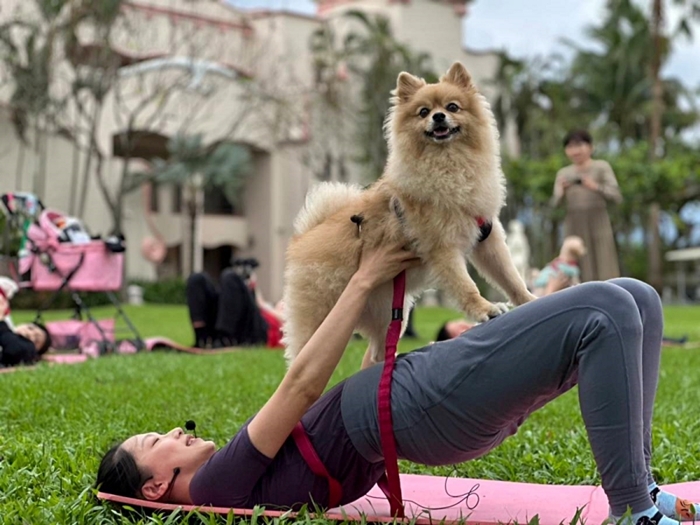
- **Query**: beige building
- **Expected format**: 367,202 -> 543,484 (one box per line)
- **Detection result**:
0,0 -> 501,301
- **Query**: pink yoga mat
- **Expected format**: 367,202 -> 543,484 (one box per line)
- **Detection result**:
144,337 -> 279,355
97,474 -> 700,524
43,353 -> 89,364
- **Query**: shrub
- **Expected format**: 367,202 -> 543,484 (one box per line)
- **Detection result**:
130,277 -> 187,304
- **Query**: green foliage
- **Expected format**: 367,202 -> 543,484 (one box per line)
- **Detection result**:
0,20 -> 58,142
311,10 -> 438,180
2,303 -> 699,523
608,143 -> 697,216
502,144 -> 699,267
129,278 -> 187,305
9,290 -> 112,310
35,0 -> 68,21
129,134 -> 252,206
0,215 -> 22,257
494,0 -> 699,159
345,10 -> 438,179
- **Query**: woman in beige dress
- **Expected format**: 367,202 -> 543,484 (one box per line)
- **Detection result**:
551,130 -> 622,282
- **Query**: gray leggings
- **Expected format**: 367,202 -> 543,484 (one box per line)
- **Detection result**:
341,278 -> 663,515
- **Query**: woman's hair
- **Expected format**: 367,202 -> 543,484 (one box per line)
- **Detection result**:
435,322 -> 452,342
95,443 -> 147,498
33,322 -> 52,356
563,129 -> 592,147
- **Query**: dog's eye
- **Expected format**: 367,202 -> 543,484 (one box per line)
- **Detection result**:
419,108 -> 430,118
446,103 -> 460,112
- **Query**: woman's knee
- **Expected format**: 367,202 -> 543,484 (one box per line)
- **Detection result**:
608,278 -> 662,320
570,282 -> 643,335
186,272 -> 208,290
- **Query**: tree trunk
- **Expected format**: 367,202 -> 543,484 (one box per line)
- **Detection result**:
32,119 -> 42,197
650,0 -> 664,158
647,0 -> 664,293
15,141 -> 25,190
647,202 -> 663,292
68,142 -> 81,215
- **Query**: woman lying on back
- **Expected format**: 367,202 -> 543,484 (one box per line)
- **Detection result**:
97,241 -> 697,525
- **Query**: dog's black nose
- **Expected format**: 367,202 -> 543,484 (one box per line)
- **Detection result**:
432,112 -> 446,123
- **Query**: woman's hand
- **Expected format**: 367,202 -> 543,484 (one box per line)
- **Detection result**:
581,175 -> 600,191
248,241 -> 419,459
553,177 -> 571,199
353,241 -> 422,291
545,273 -> 572,295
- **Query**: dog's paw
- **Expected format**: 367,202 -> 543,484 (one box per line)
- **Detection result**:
468,300 -> 509,322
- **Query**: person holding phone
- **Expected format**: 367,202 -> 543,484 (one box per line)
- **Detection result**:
551,130 -> 622,282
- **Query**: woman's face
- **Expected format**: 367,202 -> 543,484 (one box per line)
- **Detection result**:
14,323 -> 47,351
122,427 -> 217,501
564,140 -> 593,165
446,320 -> 474,338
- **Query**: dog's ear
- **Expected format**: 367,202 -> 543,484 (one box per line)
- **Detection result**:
442,62 -> 473,89
396,72 -> 424,102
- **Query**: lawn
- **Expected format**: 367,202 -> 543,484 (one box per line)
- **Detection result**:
1,302 -> 700,524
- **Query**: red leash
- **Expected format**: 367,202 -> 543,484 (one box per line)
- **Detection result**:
292,271 -> 407,516
292,422 -> 343,507
293,215 -> 491,513
376,271 -> 406,517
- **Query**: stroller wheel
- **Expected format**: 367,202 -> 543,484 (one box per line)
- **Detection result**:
97,341 -> 114,355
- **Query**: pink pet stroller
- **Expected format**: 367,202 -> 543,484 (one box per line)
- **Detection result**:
1,193 -> 143,353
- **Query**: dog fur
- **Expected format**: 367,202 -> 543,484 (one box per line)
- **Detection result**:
282,62 -> 536,367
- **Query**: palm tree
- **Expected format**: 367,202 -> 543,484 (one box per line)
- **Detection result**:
340,10 -> 438,179
0,0 -> 71,194
648,0 -> 700,291
132,134 -> 252,274
567,0 -> 656,145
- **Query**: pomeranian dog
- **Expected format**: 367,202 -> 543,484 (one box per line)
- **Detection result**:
283,62 -> 536,367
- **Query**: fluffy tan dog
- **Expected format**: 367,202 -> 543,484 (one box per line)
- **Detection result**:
283,62 -> 536,367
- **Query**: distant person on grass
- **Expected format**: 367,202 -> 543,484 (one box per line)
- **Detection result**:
0,277 -> 51,367
97,241 -> 697,525
186,259 -> 283,349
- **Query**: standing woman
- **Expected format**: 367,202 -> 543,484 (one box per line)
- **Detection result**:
551,130 -> 622,282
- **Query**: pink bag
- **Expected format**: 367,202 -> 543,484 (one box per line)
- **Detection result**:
26,242 -> 123,291
46,319 -> 115,351
20,210 -> 123,292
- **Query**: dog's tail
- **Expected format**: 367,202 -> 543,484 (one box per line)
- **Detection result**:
293,182 -> 364,235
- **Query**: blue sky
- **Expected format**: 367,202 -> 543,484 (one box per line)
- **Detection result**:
227,0 -> 700,89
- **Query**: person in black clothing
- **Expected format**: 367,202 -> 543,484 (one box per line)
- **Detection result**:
186,269 -> 270,349
0,292 -> 51,367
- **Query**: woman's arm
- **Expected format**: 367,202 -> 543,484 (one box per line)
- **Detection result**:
587,161 -> 622,203
0,321 -> 38,366
550,170 -> 570,207
247,242 -> 420,459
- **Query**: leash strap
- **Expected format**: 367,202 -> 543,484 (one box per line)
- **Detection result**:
291,421 -> 343,508
377,270 -> 407,518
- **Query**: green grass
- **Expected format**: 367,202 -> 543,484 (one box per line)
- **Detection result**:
1,303 -> 700,524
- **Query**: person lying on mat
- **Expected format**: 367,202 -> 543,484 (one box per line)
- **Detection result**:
97,241 -> 697,525
0,291 -> 51,367
432,273 -> 575,342
186,268 -> 283,349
